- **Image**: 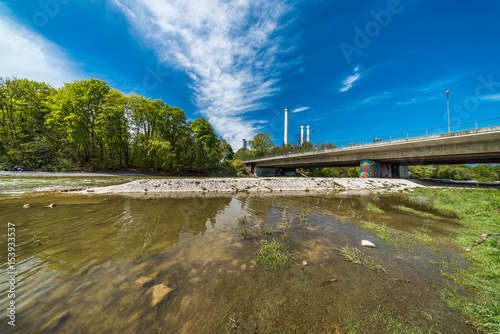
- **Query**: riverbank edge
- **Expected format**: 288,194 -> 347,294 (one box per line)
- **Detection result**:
78,177 -> 433,195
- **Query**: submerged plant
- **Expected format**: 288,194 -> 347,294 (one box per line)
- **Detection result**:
255,239 -> 292,270
340,245 -> 386,273
339,245 -> 364,264
32,235 -> 41,246
240,226 -> 252,240
134,220 -> 159,263
298,208 -> 313,228
225,313 -> 240,333
238,216 -> 247,224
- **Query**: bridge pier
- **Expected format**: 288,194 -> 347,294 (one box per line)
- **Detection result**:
360,160 -> 408,179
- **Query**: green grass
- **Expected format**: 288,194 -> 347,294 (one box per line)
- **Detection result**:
403,188 -> 500,333
393,205 -> 439,219
255,240 -> 293,270
366,202 -> 384,213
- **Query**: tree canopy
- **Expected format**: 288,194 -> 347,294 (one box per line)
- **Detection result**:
0,77 -> 232,173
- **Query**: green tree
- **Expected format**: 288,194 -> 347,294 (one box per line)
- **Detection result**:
49,79 -> 111,165
249,133 -> 274,157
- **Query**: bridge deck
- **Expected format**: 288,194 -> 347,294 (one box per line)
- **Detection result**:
245,126 -> 500,168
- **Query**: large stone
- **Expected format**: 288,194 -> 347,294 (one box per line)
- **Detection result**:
151,284 -> 172,307
41,310 -> 71,333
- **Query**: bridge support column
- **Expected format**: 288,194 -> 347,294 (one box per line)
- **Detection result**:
391,164 -> 409,178
360,160 -> 408,178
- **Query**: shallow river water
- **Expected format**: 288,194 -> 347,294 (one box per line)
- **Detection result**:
0,177 -> 475,333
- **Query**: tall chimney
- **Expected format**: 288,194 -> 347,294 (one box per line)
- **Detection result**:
284,108 -> 289,145
300,126 -> 304,145
306,125 -> 310,143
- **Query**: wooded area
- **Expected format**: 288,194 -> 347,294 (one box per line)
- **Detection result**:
0,78 -> 233,173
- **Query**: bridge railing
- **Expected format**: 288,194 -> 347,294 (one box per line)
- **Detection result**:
244,118 -> 500,161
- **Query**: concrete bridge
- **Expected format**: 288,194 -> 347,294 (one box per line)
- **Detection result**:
244,124 -> 500,178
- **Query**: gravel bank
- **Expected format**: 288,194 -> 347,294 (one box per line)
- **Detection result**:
81,177 -> 425,194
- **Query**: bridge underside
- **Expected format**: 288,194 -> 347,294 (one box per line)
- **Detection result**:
245,128 -> 500,177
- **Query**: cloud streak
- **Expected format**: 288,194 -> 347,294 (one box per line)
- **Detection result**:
112,0 -> 295,148
481,94 -> 500,101
291,106 -> 310,113
340,66 -> 361,92
0,5 -> 81,87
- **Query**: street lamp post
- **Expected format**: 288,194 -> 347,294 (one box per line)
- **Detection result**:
446,90 -> 450,133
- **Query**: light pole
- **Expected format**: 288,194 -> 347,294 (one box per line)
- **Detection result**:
446,90 -> 450,133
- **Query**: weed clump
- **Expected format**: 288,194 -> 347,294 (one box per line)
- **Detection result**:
255,240 -> 292,270
366,203 -> 384,213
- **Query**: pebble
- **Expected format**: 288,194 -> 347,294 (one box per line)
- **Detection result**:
23,204 -> 30,208
302,260 -> 308,266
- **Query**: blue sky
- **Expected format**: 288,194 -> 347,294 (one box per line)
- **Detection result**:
1,0 -> 500,149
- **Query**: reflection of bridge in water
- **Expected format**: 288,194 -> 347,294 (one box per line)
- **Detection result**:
244,119 -> 500,178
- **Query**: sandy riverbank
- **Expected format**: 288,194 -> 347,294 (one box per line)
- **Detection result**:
81,177 -> 429,194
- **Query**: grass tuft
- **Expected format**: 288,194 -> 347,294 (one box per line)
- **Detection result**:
366,203 -> 384,213
255,239 -> 292,270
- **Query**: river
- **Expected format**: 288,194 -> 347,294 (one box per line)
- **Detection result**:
0,175 -> 474,333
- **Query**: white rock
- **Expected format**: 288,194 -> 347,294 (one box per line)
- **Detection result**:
361,240 -> 376,248
302,260 -> 308,266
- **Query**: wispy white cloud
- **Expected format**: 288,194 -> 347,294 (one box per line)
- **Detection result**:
0,5 -> 81,87
363,91 -> 392,103
112,0 -> 296,148
481,94 -> 500,101
340,66 -> 361,92
291,106 -> 310,113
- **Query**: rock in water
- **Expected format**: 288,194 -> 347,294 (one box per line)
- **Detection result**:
48,203 -> 56,208
302,260 -> 308,266
23,204 -> 30,209
136,276 -> 154,288
361,240 -> 376,248
151,284 -> 172,307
